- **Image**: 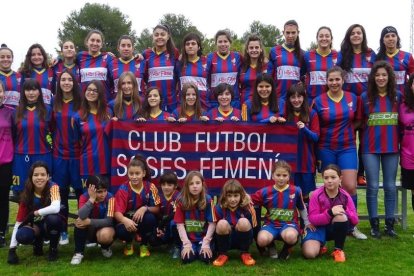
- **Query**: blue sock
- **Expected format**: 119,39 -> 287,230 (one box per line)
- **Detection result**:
351,194 -> 358,210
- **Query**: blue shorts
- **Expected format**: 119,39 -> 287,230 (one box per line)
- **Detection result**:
52,157 -> 82,190
293,173 -> 316,196
301,224 -> 337,245
261,223 -> 298,240
317,148 -> 357,170
12,153 -> 52,192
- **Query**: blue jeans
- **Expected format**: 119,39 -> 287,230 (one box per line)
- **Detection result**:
362,153 -> 399,219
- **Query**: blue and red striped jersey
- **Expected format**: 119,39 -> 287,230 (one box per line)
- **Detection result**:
203,107 -> 241,121
14,105 -> 52,154
342,50 -> 376,96
143,48 -> 179,110
171,107 -> 200,121
77,51 -> 114,101
109,57 -> 145,97
108,99 -> 141,120
51,61 -> 80,94
72,109 -> 112,175
175,56 -> 209,109
251,184 -> 305,228
146,110 -> 170,121
214,203 -> 257,228
304,49 -> 341,101
239,63 -> 267,104
174,194 -> 215,243
293,110 -> 320,173
78,191 -> 115,218
0,70 -> 21,107
207,51 -> 242,104
21,68 -> 54,105
159,190 -> 180,218
313,92 -> 361,150
241,99 -> 284,122
267,45 -> 305,99
115,181 -> 161,214
52,99 -> 80,159
360,92 -> 401,154
16,183 -> 60,221
383,50 -> 414,93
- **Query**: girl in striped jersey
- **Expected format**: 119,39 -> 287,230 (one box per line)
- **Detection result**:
376,26 -> 414,94
312,66 -> 365,239
0,44 -> 21,107
109,35 -> 145,99
72,80 -> 112,189
242,74 -> 285,123
52,40 -> 80,95
400,74 -> 414,213
12,79 -> 52,194
360,61 -> 401,238
114,155 -> 160,258
285,82 -> 319,203
20,44 -> 53,105
213,179 -> 257,267
52,70 -> 82,245
168,83 -> 203,122
109,71 -> 142,120
239,34 -> 267,105
175,33 -> 208,110
251,160 -> 311,260
339,24 -> 377,187
267,20 -> 305,100
0,80 -> 14,247
207,30 -> 242,108
201,83 -> 241,122
304,26 -> 341,103
174,171 -> 215,264
77,29 -> 114,101
139,86 -> 170,121
143,25 -> 179,113
8,162 -> 63,264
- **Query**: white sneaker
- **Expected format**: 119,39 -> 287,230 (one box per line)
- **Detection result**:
268,245 -> 278,259
70,253 -> 84,265
352,227 -> 367,240
86,242 -> 97,248
101,247 -> 112,258
59,232 -> 69,245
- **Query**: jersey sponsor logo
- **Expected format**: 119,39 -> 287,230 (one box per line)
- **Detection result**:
367,112 -> 398,126
345,68 -> 371,83
394,71 -> 406,85
4,90 -> 20,106
185,219 -> 205,233
80,67 -> 108,82
180,76 -> 207,91
309,71 -> 326,85
269,208 -> 294,221
276,65 -> 300,80
211,72 -> 237,87
148,66 -> 174,82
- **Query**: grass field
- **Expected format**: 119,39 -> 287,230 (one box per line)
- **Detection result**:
1,189 -> 413,276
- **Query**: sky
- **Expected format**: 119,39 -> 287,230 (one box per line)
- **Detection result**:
2,0 -> 412,70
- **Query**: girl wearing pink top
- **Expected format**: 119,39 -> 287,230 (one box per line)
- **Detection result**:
302,164 -> 358,263
399,74 -> 414,211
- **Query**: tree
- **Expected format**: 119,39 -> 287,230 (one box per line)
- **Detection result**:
159,14 -> 203,51
307,41 -> 318,51
57,3 -> 137,55
242,21 -> 283,48
135,28 -> 152,53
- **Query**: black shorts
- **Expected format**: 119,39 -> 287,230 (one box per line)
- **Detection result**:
401,167 -> 414,190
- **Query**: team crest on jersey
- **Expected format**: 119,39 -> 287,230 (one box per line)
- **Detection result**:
289,193 -> 295,200
135,63 -> 141,69
166,54 -> 170,61
231,58 -> 236,65
103,55 -> 107,61
348,101 -> 353,109
202,64 -> 207,71
333,58 -> 337,65
48,77 -> 53,82
366,56 -> 371,63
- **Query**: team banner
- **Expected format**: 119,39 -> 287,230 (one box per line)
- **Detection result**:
107,121 -> 298,195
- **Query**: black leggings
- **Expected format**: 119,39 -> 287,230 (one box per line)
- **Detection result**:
0,162 -> 12,235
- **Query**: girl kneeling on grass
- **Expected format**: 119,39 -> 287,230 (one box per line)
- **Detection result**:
8,162 -> 63,264
174,171 -> 216,264
251,160 -> 311,260
302,164 -> 358,262
114,155 -> 160,257
70,175 -> 115,265
213,179 -> 257,267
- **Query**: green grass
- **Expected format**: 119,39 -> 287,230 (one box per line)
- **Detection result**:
1,190 -> 413,276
